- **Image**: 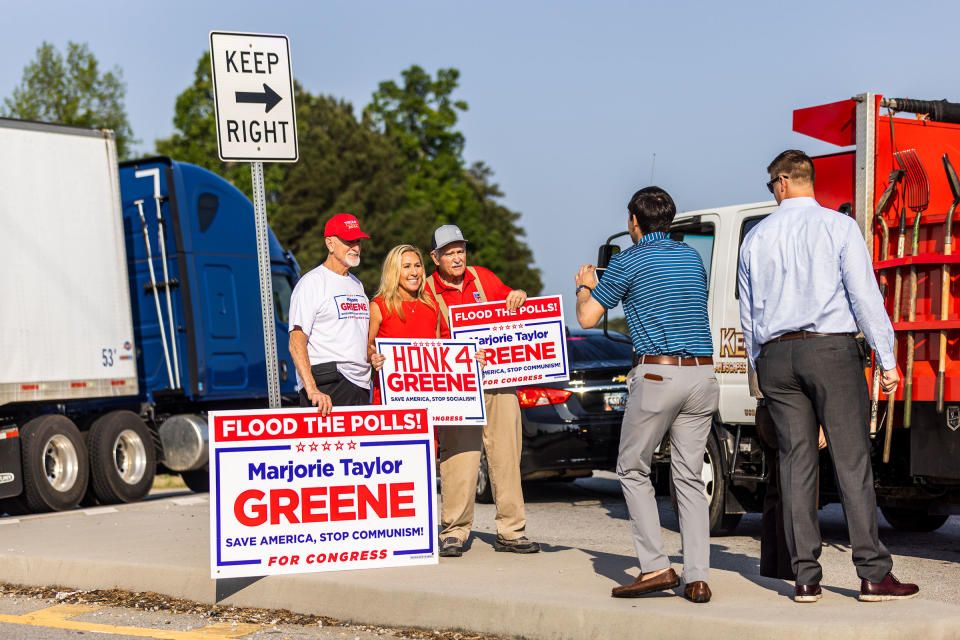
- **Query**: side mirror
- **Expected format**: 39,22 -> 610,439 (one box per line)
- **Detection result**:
597,244 -> 620,269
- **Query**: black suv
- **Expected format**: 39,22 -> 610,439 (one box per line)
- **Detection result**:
476,328 -> 633,501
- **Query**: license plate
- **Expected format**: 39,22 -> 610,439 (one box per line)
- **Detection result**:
603,391 -> 628,412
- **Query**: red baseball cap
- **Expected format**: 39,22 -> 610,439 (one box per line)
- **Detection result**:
324,213 -> 370,241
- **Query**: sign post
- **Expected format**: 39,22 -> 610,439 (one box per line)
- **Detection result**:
209,31 -> 299,408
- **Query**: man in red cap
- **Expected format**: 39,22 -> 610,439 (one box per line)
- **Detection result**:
289,213 -> 372,415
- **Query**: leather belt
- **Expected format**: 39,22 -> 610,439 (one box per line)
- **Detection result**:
767,331 -> 858,345
632,354 -> 714,367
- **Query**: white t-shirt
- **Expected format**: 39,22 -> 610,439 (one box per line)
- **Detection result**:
288,264 -> 371,390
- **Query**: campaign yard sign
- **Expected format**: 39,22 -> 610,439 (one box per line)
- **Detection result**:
376,338 -> 485,426
448,295 -> 569,389
209,406 -> 437,578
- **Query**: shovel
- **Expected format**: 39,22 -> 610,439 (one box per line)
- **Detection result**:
870,169 -> 905,436
896,150 -> 929,431
884,189 -> 909,461
936,154 -> 960,413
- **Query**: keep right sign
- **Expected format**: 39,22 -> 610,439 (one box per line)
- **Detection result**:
209,31 -> 298,162
448,295 -> 570,389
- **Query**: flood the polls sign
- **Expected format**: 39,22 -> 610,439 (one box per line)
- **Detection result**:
448,295 -> 569,389
208,406 -> 437,578
376,338 -> 485,425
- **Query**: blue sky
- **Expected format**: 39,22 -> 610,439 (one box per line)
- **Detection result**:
3,0 -> 957,318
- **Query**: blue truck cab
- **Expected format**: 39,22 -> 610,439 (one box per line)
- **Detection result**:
1,119 -> 304,513
119,158 -> 300,407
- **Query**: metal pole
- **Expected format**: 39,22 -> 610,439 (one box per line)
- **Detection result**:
135,199 -> 174,389
250,161 -> 281,409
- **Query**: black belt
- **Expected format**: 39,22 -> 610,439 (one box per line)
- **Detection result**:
632,354 -> 714,367
765,331 -> 857,346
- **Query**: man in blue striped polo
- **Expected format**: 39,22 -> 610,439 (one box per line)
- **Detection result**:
575,186 -> 718,603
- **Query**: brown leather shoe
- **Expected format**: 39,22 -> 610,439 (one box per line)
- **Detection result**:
611,568 -> 679,598
794,583 -> 822,603
859,573 -> 919,602
684,581 -> 711,603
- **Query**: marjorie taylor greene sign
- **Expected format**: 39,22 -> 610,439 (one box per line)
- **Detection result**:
448,295 -> 569,389
375,338 -> 485,426
208,406 -> 437,578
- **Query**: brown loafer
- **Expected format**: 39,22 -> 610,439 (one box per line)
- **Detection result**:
611,568 -> 679,598
794,583 -> 822,603
859,573 -> 919,602
684,581 -> 711,603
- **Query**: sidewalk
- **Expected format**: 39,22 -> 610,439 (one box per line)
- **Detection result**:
0,494 -> 958,640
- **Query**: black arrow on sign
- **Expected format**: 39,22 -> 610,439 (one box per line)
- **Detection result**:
235,83 -> 282,113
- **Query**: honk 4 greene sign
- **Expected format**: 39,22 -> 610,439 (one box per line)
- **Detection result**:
209,31 -> 298,162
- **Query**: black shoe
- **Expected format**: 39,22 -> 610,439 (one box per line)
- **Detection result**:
794,583 -> 822,603
439,537 -> 462,557
494,535 -> 541,553
859,573 -> 919,602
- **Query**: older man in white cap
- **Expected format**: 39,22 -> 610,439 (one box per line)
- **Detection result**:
424,224 -> 539,557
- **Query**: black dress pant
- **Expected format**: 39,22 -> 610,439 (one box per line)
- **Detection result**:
755,404 -> 795,580
298,371 -> 370,407
756,335 -> 892,585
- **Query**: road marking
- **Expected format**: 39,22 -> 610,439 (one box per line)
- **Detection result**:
172,496 -> 208,506
83,507 -> 119,515
0,603 -> 262,639
0,519 -> 20,525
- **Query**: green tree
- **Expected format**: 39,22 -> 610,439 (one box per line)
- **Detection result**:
2,41 -> 136,158
367,66 -> 542,294
271,92 -> 409,287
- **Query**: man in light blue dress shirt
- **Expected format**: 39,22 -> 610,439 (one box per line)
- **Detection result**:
738,150 -> 918,603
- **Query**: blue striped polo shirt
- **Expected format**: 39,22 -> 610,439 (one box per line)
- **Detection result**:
592,231 -> 713,357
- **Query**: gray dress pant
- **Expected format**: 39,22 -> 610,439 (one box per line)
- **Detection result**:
617,362 -> 718,583
756,336 -> 892,585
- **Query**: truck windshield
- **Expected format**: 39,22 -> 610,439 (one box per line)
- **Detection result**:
669,223 -> 715,283
272,273 -> 294,325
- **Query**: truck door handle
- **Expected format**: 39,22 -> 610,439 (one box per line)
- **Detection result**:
280,360 -> 288,382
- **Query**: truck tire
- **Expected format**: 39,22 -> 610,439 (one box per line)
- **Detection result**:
88,411 -> 156,504
18,415 -> 88,512
670,434 -> 742,536
880,506 -> 949,532
475,447 -> 494,504
181,467 -> 209,494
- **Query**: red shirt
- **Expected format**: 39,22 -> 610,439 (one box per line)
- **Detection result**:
426,266 -> 513,338
372,297 -> 439,339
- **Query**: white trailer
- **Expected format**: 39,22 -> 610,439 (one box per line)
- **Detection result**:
0,119 -> 138,405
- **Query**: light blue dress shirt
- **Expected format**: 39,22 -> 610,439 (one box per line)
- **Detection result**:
737,197 -> 896,370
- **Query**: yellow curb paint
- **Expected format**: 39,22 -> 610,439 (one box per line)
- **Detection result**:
0,603 -> 262,639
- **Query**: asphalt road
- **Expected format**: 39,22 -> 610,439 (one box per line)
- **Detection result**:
0,473 -> 957,639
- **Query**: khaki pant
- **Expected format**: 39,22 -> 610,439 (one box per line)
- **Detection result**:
437,388 -> 526,542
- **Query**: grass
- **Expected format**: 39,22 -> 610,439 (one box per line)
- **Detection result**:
151,473 -> 187,490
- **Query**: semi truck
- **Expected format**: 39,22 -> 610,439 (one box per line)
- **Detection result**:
598,92 -> 960,535
0,118 -> 301,514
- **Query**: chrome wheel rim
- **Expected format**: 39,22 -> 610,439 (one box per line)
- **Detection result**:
113,429 -> 148,484
43,434 -> 79,492
701,448 -> 715,506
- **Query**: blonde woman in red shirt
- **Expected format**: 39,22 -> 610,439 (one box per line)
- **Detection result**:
368,245 -> 441,393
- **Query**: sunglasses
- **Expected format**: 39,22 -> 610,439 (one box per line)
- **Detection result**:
766,175 -> 786,194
